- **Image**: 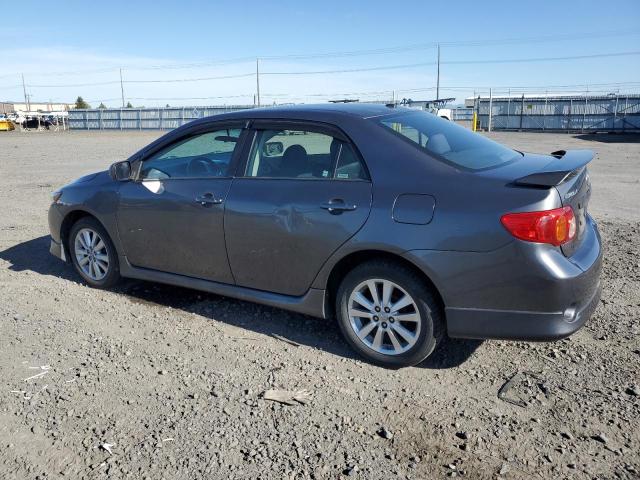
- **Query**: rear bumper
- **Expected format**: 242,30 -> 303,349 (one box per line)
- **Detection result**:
445,279 -> 601,340
403,215 -> 602,341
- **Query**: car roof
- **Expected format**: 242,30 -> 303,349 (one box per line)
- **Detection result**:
193,103 -> 408,124
129,103 -> 415,161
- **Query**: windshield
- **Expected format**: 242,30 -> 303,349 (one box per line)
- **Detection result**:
376,111 -> 521,171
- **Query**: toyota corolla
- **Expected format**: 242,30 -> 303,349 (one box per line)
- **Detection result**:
48,104 -> 602,367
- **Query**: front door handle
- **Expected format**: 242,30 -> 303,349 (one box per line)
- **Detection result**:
320,199 -> 357,215
195,192 -> 223,206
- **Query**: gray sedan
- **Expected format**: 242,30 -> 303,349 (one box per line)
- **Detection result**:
48,104 -> 602,367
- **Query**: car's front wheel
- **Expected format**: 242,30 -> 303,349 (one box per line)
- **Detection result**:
336,261 -> 444,367
69,217 -> 121,289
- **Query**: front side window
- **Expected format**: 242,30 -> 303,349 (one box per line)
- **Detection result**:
377,112 -> 521,171
140,128 -> 242,180
245,129 -> 368,180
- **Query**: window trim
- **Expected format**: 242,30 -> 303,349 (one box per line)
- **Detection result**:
133,121 -> 248,182
238,120 -> 371,182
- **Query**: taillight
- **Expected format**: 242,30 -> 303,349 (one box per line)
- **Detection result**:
500,206 -> 576,246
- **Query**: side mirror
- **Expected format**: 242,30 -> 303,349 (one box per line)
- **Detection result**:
110,160 -> 132,181
263,141 -> 284,157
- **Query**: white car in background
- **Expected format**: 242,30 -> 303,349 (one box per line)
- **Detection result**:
435,108 -> 453,121
8,113 -> 26,126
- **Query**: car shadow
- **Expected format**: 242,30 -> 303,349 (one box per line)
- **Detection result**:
0,235 -> 77,281
573,133 -> 640,143
1,235 -> 483,370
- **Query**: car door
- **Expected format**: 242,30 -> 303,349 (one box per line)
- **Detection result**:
117,122 -> 247,283
224,121 -> 372,296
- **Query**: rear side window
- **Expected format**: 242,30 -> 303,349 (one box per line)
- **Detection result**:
377,112 -> 520,171
245,129 -> 368,180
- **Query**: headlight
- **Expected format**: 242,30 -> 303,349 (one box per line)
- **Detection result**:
51,190 -> 63,203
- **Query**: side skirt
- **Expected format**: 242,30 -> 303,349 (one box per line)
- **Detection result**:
119,257 -> 327,319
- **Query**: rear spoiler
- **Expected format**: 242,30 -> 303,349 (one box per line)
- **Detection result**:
514,150 -> 594,187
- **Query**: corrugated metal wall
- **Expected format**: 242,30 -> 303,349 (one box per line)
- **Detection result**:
68,106 -> 253,130
68,96 -> 640,132
451,108 -> 473,121
475,95 -> 640,131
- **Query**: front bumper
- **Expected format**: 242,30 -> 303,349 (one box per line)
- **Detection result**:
403,215 -> 603,341
50,237 -> 66,261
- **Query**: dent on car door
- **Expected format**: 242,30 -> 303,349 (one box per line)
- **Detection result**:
224,125 -> 373,296
117,125 -> 246,282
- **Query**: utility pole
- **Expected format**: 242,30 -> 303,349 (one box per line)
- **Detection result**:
120,68 -> 125,107
436,44 -> 440,100
22,74 -> 30,111
256,58 -> 261,107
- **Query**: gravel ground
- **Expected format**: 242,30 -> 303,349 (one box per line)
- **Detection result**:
0,130 -> 639,479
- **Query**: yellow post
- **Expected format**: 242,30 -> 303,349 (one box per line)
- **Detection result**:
472,112 -> 478,132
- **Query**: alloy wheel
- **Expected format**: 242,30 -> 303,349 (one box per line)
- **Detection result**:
74,228 -> 110,281
347,278 -> 422,355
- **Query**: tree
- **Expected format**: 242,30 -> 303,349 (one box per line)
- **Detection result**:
126,102 -> 133,108
98,102 -> 106,109
75,96 -> 90,109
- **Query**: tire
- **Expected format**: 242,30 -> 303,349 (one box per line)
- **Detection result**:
68,217 -> 121,289
335,260 -> 444,368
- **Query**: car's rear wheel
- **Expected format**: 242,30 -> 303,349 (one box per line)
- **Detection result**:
69,217 -> 120,289
336,261 -> 444,368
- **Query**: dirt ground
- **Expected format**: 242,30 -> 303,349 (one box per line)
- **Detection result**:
0,129 -> 639,480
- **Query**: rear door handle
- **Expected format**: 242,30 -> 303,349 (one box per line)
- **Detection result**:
195,192 -> 223,206
321,199 -> 357,214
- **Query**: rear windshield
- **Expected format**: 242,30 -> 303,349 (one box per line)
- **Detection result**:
376,111 -> 521,171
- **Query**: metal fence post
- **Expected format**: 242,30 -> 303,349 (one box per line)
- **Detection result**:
487,88 -> 493,132
139,109 -> 142,131
613,93 -> 619,131
568,99 -> 573,133
519,95 -> 524,130
581,95 -> 587,133
543,92 -> 548,131
506,90 -> 511,130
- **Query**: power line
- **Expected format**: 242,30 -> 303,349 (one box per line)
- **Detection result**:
86,93 -> 256,103
5,28 -> 640,78
25,73 -> 255,88
442,50 -> 640,65
81,81 -> 640,105
15,50 -> 640,89
263,61 -> 435,75
125,72 -> 255,84
265,51 -> 640,74
255,28 -> 640,60
26,80 -> 121,88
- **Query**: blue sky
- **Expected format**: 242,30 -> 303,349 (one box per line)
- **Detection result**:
2,0 -> 640,107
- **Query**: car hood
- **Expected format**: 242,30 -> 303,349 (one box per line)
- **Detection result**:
61,170 -> 110,190
70,170 -> 109,185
